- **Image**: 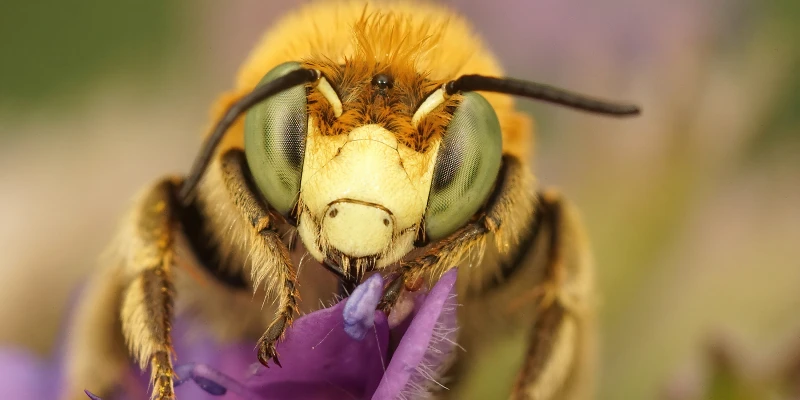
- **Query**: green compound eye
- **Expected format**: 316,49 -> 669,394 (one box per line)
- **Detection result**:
424,92 -> 503,241
244,62 -> 308,216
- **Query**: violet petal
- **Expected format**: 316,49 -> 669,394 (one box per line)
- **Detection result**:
371,269 -> 459,400
193,375 -> 227,396
173,363 -> 196,387
245,298 -> 390,399
0,348 -> 60,399
173,363 -> 265,399
11,268 -> 461,400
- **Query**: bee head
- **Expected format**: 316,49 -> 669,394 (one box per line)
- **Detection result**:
239,56 -> 508,278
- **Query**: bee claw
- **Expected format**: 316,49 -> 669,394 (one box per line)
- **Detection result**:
258,339 -> 282,368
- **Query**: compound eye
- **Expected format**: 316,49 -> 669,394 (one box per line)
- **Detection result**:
244,62 -> 307,216
424,92 -> 503,241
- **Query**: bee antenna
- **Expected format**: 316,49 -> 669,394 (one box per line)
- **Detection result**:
445,74 -> 641,117
178,68 -> 320,203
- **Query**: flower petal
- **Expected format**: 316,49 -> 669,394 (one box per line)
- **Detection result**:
0,348 -> 59,399
372,269 -> 459,400
173,362 -> 266,399
18,269 -> 462,400
245,295 -> 390,399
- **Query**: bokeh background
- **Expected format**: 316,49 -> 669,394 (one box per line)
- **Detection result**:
1,0 -> 798,399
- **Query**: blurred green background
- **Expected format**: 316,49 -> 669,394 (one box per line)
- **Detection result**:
1,1 -> 798,399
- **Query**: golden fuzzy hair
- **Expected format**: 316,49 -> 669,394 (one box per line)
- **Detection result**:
212,0 -> 532,159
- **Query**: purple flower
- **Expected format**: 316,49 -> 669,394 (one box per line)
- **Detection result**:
0,270 -> 459,400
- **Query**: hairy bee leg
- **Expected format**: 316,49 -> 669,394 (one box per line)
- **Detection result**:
63,265 -> 128,400
510,191 -> 595,400
509,191 -> 592,318
62,179 -> 183,400
377,273 -> 406,313
397,155 -> 536,293
219,150 -> 298,368
390,158 -> 593,399
506,192 -> 568,313
120,179 -> 182,400
445,191 -> 593,400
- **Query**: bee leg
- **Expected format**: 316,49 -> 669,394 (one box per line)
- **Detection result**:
506,191 -> 570,312
62,179 -> 182,400
438,186 -> 593,400
119,179 -> 182,400
381,157 -> 594,399
63,263 -> 128,400
377,273 -> 406,313
219,150 -> 298,368
509,190 -> 595,400
393,155 -> 536,296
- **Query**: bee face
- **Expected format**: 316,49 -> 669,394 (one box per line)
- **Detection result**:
244,59 -> 504,275
297,122 -> 437,267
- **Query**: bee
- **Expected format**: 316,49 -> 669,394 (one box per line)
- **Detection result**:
63,1 -> 639,399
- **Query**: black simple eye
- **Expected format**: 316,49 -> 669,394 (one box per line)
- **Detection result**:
424,92 -> 503,240
244,62 -> 308,216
